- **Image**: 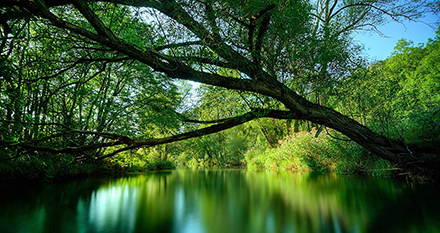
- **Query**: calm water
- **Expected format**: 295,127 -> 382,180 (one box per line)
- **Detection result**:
1,168 -> 440,233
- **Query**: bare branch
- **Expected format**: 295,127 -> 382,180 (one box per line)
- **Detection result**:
325,127 -> 351,142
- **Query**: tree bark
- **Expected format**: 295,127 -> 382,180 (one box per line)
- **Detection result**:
286,120 -> 292,136
258,125 -> 276,148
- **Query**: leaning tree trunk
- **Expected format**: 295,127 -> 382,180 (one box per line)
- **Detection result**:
11,0 -> 439,179
266,81 -> 440,179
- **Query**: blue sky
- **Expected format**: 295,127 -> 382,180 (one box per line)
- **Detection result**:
353,13 -> 439,61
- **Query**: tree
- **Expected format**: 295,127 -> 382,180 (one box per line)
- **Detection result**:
1,0 -> 438,177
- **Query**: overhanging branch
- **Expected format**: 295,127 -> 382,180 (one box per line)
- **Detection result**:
1,108 -> 300,161
96,108 -> 301,160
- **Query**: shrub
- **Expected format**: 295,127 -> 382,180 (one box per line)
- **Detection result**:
245,128 -> 393,176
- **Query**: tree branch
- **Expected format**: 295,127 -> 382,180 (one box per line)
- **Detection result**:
154,40 -> 202,51
96,108 -> 302,160
182,108 -> 297,124
254,12 -> 272,64
1,108 -> 300,160
204,1 -> 220,35
24,56 -> 130,82
71,0 -> 117,39
249,4 -> 276,61
174,56 -> 235,70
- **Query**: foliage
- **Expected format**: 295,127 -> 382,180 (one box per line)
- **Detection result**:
245,128 -> 394,176
108,147 -> 176,172
333,30 -> 440,151
171,124 -> 254,166
0,3 -> 183,181
396,101 -> 440,148
0,0 -> 438,182
245,30 -> 440,177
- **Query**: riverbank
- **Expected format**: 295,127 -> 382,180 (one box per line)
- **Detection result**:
0,126 -> 431,185
0,158 -> 176,187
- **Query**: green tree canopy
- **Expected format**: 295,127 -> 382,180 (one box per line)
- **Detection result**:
1,0 -> 439,177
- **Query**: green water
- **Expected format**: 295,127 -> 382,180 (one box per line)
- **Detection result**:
1,168 -> 440,233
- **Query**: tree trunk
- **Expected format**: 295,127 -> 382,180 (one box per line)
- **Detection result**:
293,119 -> 300,133
286,119 -> 292,135
259,125 -> 276,148
260,81 -> 440,178
8,0 -> 439,179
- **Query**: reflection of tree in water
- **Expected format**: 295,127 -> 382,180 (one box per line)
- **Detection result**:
367,184 -> 440,233
0,177 -> 104,233
173,168 -> 251,233
1,169 -> 439,233
132,172 -> 175,233
168,169 -> 413,233
243,171 -> 412,233
91,170 -> 440,233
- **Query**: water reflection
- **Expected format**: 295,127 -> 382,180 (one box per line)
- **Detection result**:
1,169 -> 440,233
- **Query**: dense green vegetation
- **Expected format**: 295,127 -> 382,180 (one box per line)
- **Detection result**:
246,34 -> 440,175
0,0 -> 439,182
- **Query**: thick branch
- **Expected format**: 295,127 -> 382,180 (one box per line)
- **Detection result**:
253,12 -> 271,64
97,108 -> 302,160
249,4 -> 276,61
2,108 -> 300,160
71,0 -> 117,39
182,108 -> 297,124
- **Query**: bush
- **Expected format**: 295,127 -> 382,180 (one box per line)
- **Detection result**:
109,148 -> 176,172
145,160 -> 175,171
0,151 -> 107,183
245,128 -> 393,176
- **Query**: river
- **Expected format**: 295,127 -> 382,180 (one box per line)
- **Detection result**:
1,168 -> 440,233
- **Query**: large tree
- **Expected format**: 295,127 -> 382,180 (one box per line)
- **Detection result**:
1,0 -> 439,177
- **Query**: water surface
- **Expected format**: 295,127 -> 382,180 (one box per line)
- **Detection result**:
1,168 -> 440,233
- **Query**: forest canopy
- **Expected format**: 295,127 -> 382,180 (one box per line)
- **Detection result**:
0,0 -> 439,180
